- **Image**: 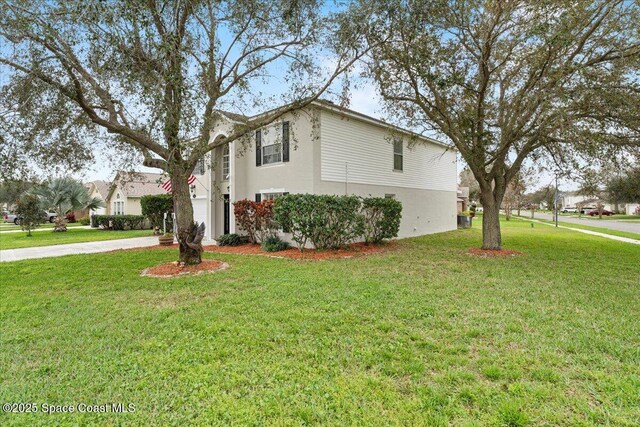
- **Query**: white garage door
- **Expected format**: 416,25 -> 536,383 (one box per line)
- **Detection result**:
192,197 -> 208,230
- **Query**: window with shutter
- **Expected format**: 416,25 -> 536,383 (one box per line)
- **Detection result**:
282,121 -> 290,162
255,130 -> 262,166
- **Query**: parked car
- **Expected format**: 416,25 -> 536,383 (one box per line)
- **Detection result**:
561,207 -> 578,213
588,209 -> 614,216
4,211 -> 57,224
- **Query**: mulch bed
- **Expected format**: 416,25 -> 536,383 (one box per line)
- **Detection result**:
202,241 -> 394,260
141,259 -> 229,278
467,248 -> 523,257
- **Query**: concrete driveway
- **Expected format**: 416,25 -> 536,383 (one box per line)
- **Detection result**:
531,213 -> 640,235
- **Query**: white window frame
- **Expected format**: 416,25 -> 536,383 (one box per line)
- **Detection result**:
222,144 -> 230,178
393,138 -> 403,171
259,125 -> 283,166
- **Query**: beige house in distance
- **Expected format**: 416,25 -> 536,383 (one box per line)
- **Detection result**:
104,172 -> 167,215
86,180 -> 111,216
174,100 -> 458,243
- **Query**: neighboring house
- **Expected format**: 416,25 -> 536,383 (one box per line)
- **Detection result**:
182,100 -> 458,242
86,180 -> 111,216
457,186 -> 469,213
105,172 -> 168,216
625,203 -> 639,215
561,192 -> 602,209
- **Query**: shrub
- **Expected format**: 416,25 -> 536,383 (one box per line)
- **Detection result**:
91,214 -> 147,230
233,199 -> 277,243
65,212 -> 76,223
15,194 -> 43,236
79,216 -> 91,225
360,197 -> 402,244
141,194 -> 173,229
273,194 -> 364,251
261,235 -> 289,252
217,233 -> 243,246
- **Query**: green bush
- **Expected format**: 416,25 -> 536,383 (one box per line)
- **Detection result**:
361,197 -> 402,244
79,216 -> 91,225
217,233 -> 244,246
261,235 -> 289,252
91,215 -> 147,230
140,194 -> 173,228
15,194 -> 43,236
273,194 -> 364,251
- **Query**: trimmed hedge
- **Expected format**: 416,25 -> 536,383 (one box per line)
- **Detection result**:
141,194 -> 173,229
361,197 -> 402,244
273,194 -> 365,251
273,194 -> 402,251
91,215 -> 147,230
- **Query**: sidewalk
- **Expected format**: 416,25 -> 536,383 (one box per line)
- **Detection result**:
518,217 -> 640,245
0,237 -> 216,262
0,225 -> 92,234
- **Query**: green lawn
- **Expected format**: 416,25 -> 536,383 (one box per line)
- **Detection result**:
1,221 -> 639,426
0,228 -> 152,249
0,222 -> 86,232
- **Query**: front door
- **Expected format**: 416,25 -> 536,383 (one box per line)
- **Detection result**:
223,194 -> 230,235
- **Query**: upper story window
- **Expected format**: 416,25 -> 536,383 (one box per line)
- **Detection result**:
393,138 -> 403,171
222,144 -> 230,178
256,121 -> 290,166
195,157 -> 205,175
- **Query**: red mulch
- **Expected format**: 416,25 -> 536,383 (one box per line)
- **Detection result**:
467,248 -> 523,257
141,259 -> 228,278
202,241 -> 393,260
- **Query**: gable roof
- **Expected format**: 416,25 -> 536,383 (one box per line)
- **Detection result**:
107,171 -> 168,200
88,180 -> 111,199
217,99 -> 453,150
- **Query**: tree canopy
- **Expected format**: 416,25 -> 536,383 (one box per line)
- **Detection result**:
350,0 -> 640,249
0,0 -> 366,263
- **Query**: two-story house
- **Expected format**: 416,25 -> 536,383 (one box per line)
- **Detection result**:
188,100 -> 458,242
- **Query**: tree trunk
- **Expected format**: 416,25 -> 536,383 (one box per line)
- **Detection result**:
480,191 -> 502,250
171,172 -> 203,265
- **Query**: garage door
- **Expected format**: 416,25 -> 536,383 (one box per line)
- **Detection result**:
192,198 -> 208,230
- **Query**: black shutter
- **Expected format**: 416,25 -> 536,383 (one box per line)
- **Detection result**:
255,193 -> 261,202
282,121 -> 290,162
255,130 -> 262,166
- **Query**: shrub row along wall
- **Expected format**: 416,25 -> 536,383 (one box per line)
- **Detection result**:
91,215 -> 148,230
231,194 -> 402,251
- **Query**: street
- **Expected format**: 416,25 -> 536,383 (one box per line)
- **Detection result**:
528,212 -> 640,235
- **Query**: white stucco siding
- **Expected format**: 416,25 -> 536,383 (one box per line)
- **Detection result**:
320,110 -> 457,191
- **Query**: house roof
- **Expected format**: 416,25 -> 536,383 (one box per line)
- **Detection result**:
107,171 -> 168,200
216,99 -> 453,150
88,180 -> 111,199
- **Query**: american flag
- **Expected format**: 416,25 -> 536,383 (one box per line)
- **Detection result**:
162,175 -> 196,193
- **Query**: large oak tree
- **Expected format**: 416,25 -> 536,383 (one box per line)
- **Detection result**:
353,0 -> 640,249
0,0 -> 365,263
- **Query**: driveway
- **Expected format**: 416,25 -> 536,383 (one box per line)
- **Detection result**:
531,213 -> 640,235
0,237 -> 215,262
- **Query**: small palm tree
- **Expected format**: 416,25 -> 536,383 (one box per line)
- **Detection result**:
32,177 -> 104,232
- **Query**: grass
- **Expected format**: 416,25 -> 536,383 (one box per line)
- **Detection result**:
0,222 -> 85,232
1,220 -> 639,425
528,217 -> 640,241
0,228 -> 152,249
